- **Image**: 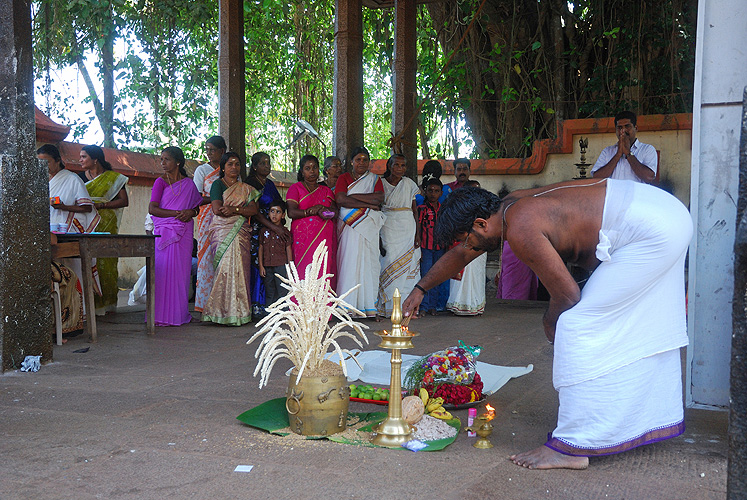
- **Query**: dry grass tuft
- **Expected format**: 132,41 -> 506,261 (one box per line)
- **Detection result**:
247,243 -> 369,388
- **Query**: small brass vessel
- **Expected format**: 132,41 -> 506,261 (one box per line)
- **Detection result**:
370,289 -> 419,448
465,414 -> 494,449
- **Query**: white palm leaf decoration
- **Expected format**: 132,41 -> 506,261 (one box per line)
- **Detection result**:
247,243 -> 369,388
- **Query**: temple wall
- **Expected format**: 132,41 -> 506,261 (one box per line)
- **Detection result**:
472,128 -> 692,206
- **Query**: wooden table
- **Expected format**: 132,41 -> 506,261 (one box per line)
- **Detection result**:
52,234 -> 156,341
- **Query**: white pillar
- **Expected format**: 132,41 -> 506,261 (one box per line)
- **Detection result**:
687,0 -> 747,407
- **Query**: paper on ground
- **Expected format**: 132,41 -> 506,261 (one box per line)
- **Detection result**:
234,465 -> 254,473
308,350 -> 533,396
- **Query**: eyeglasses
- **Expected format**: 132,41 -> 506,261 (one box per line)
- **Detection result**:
205,147 -> 219,153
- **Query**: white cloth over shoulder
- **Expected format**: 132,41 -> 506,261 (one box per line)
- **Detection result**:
547,179 -> 691,455
49,169 -> 99,232
336,172 -> 386,317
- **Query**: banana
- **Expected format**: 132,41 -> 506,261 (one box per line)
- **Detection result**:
419,388 -> 430,406
425,397 -> 445,413
429,408 -> 453,420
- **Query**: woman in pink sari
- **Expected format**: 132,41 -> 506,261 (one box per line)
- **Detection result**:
149,147 -> 203,326
286,154 -> 337,288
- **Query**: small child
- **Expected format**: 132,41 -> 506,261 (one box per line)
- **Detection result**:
259,200 -> 293,307
417,178 -> 449,316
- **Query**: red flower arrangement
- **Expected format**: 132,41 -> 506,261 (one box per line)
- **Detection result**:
428,373 -> 483,406
403,344 -> 484,406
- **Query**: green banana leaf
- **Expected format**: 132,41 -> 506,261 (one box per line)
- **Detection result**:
237,398 -> 460,451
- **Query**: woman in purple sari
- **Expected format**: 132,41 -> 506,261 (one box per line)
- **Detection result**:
149,147 -> 203,326
286,154 -> 337,288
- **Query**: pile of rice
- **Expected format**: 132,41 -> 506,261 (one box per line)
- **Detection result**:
411,414 -> 457,441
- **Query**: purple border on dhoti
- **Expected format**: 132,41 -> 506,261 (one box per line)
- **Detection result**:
544,420 -> 686,457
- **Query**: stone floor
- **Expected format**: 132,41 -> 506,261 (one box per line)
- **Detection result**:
0,295 -> 728,500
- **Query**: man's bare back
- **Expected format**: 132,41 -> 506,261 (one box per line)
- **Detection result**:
502,178 -> 607,272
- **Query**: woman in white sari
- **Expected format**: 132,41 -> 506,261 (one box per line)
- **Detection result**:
335,147 -> 385,317
41,144 -> 101,315
43,144 -> 99,234
376,154 -> 420,319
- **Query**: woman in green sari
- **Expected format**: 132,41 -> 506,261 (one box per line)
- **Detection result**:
201,152 -> 259,326
78,145 -> 129,315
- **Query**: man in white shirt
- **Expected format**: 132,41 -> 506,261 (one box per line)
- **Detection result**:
591,111 -> 657,184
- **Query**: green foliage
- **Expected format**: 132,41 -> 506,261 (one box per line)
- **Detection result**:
424,0 -> 696,158
32,0 -> 697,164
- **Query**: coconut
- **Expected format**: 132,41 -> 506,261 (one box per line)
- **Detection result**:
401,395 -> 425,424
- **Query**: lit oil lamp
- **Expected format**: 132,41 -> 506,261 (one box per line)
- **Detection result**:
370,289 -> 419,448
465,403 -> 495,449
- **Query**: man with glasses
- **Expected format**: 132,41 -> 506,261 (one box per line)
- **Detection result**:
403,179 -> 692,470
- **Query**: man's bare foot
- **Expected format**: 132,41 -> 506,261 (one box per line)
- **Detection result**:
509,446 -> 589,470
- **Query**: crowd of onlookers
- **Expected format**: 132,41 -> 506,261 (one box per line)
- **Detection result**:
46,136 -> 490,335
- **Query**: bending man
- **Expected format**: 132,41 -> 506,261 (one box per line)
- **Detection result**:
402,179 -> 692,469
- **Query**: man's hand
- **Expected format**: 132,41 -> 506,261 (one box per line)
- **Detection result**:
402,286 -> 425,320
618,133 -> 631,157
271,223 -> 292,243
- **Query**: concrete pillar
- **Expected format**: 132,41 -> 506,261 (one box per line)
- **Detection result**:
687,0 -> 747,408
392,0 -> 417,180
728,87 -> 747,500
333,0 -> 364,170
0,0 -> 52,370
218,0 -> 246,168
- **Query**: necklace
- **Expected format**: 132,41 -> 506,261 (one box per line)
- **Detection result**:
303,181 -> 317,194
165,173 -> 183,197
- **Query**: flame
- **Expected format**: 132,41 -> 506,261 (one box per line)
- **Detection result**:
484,403 -> 496,420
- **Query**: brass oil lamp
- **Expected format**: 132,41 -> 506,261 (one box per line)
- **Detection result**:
370,289 -> 419,448
574,137 -> 591,179
465,403 -> 495,449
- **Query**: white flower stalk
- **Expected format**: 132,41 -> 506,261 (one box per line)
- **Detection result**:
247,243 -> 369,388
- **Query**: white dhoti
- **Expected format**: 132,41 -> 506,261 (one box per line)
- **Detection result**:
547,179 -> 692,456
447,252 -> 487,315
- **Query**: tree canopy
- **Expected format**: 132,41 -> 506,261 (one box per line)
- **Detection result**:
32,0 -> 696,169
